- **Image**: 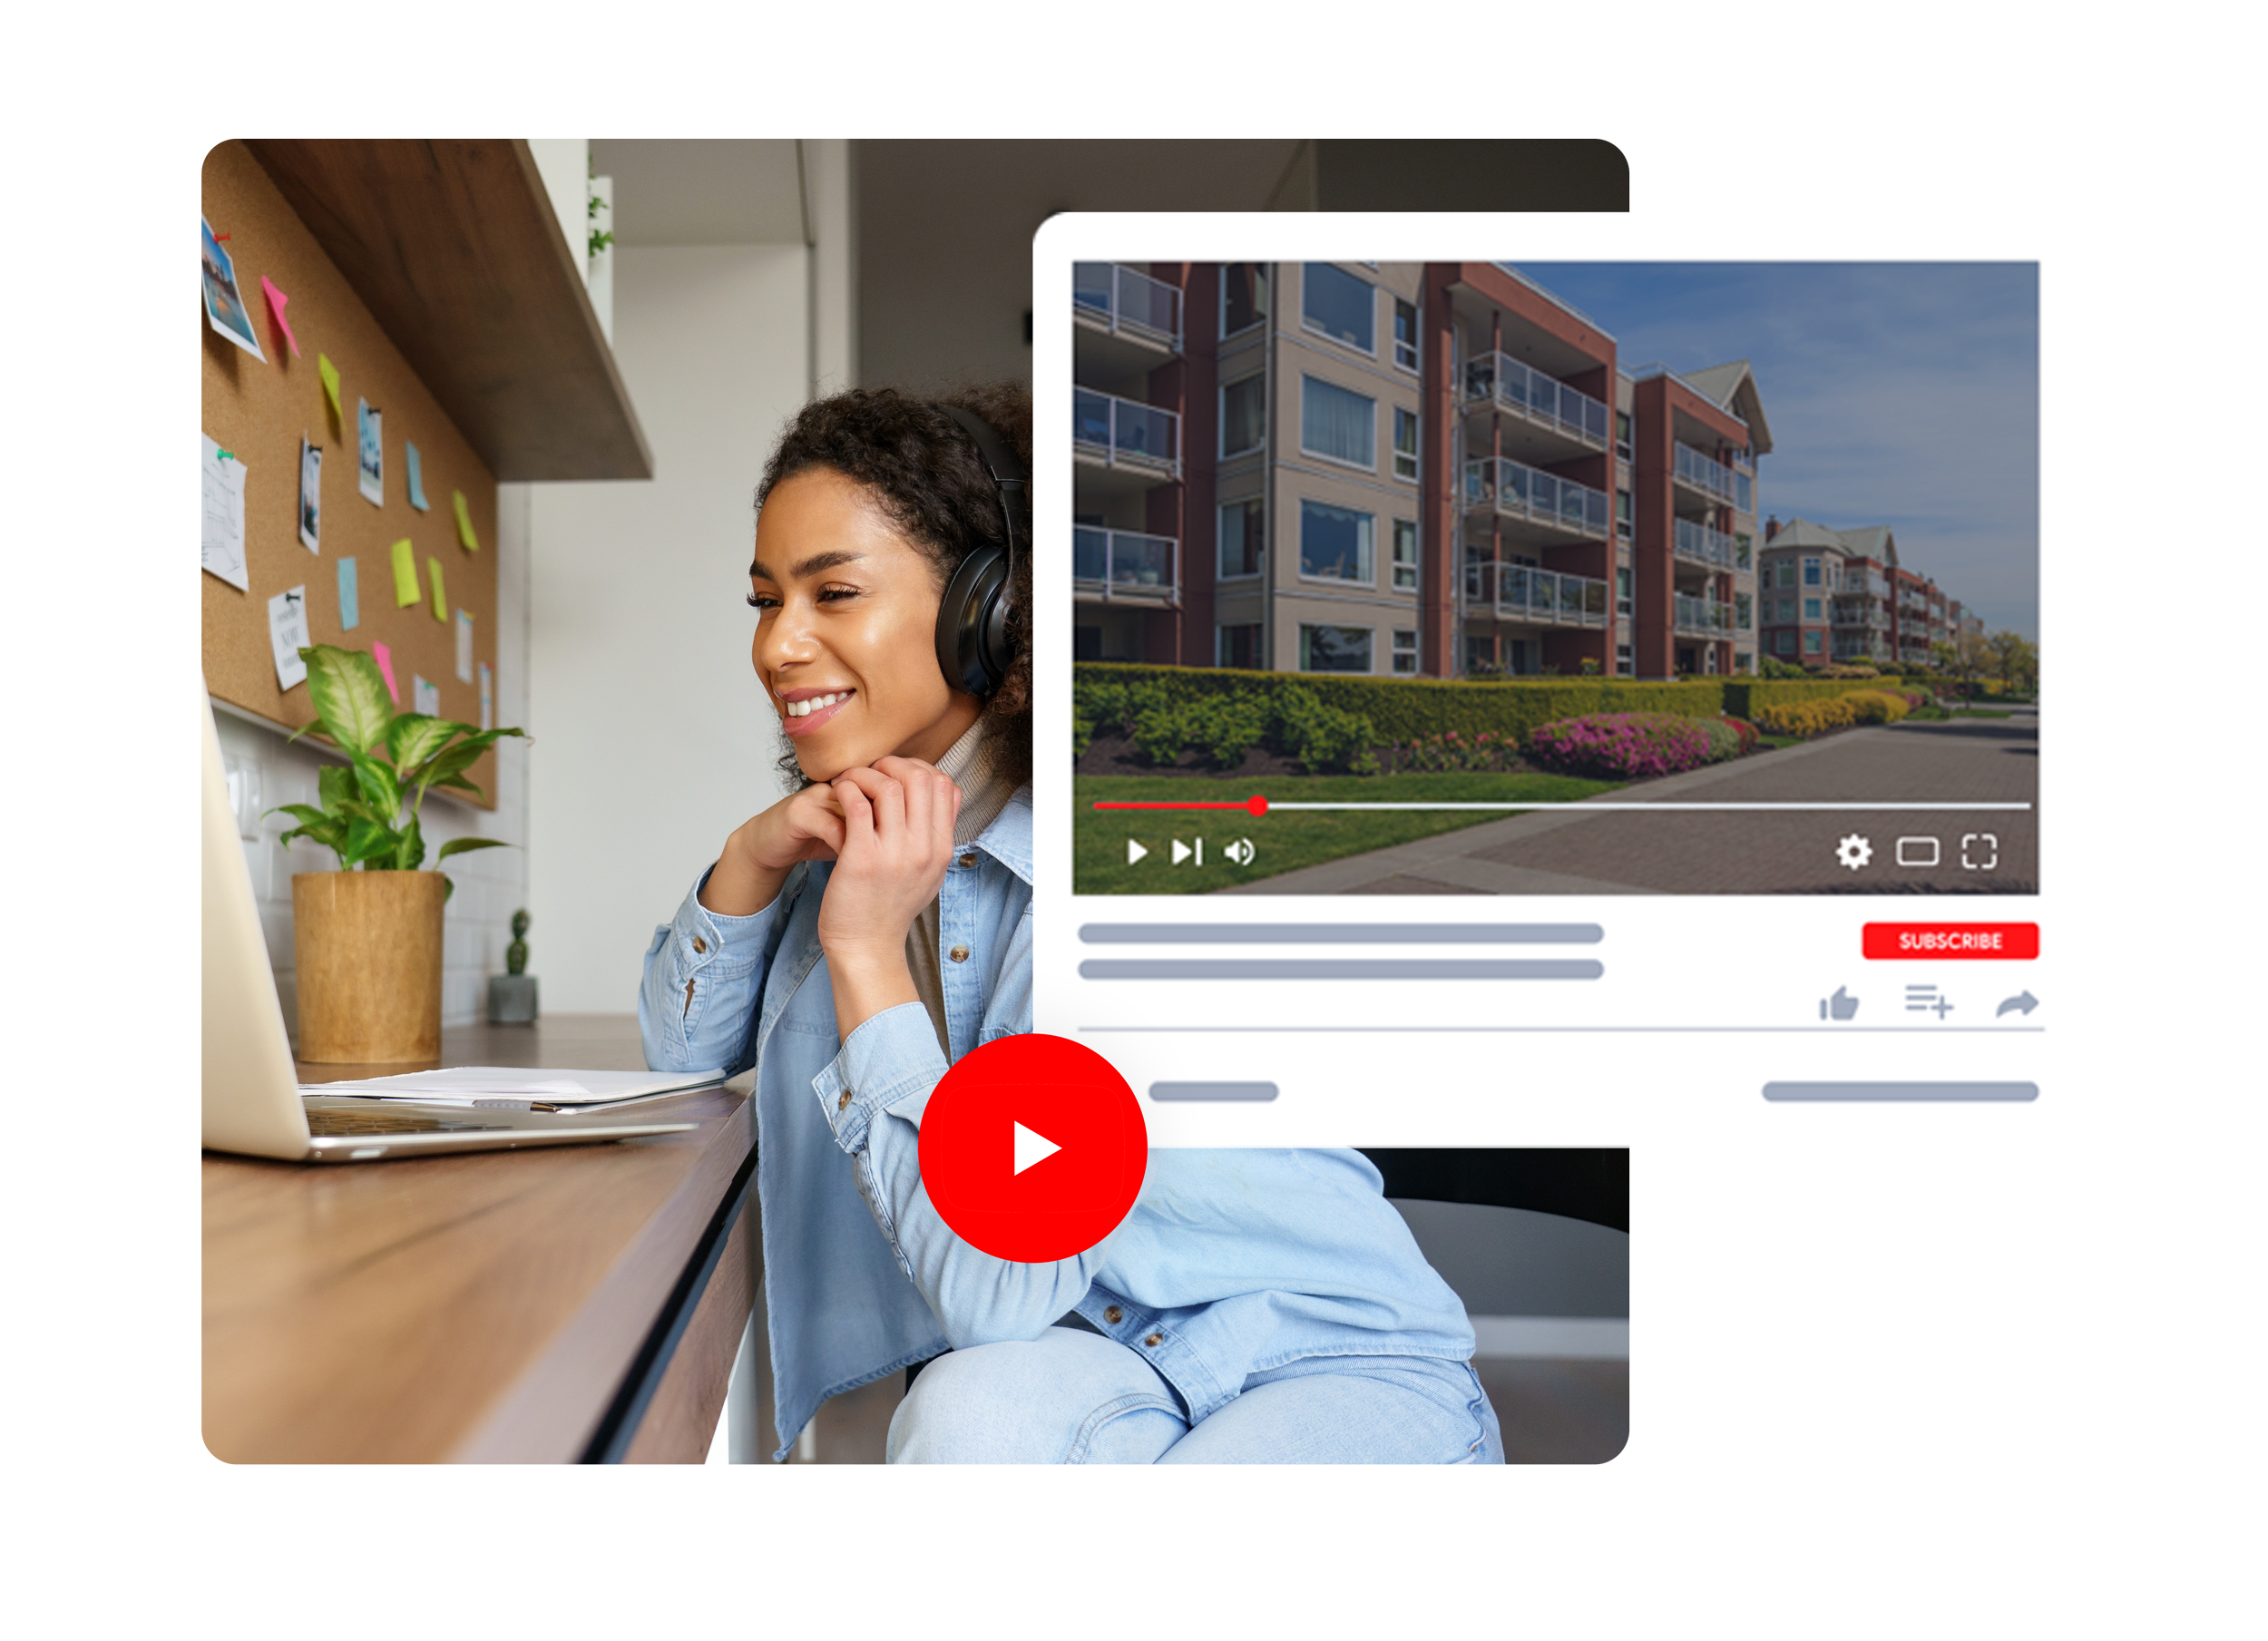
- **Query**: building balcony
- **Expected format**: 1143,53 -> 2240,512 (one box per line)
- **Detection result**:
1671,441 -> 1740,508
1461,456 -> 1610,546
1673,516 -> 1738,571
1674,593 -> 1737,637
1461,351 -> 1610,453
1073,387 -> 1181,493
1463,562 -> 1612,629
1072,526 -> 1179,606
1072,263 -> 1183,374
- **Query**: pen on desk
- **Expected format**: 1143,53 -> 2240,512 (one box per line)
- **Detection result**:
473,1099 -> 568,1112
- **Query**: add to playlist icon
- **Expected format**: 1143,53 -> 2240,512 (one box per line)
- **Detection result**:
918,1034 -> 1149,1263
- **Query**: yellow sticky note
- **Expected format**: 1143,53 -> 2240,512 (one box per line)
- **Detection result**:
390,538 -> 420,607
453,488 -> 479,552
429,557 -> 448,621
318,354 -> 342,422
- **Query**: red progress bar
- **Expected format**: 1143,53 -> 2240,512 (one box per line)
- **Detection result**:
1091,795 -> 1270,816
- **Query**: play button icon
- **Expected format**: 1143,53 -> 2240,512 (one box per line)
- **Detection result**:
920,1034 -> 1148,1263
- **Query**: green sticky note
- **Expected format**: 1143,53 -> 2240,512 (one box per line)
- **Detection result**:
453,488 -> 479,552
429,557 -> 448,621
318,354 -> 342,422
391,538 -> 420,607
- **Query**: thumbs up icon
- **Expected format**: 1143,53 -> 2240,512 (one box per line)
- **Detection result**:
1820,987 -> 1860,1021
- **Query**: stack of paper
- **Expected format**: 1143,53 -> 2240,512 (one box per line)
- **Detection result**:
298,1066 -> 727,1108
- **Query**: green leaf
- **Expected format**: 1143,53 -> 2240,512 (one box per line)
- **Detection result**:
350,753 -> 402,822
435,836 -> 513,863
441,874 -> 455,903
301,646 -> 396,757
317,764 -> 360,814
428,772 -> 487,801
341,815 -> 396,868
394,813 -> 427,872
387,714 -> 468,777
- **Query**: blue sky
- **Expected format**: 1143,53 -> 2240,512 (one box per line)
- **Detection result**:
1515,263 -> 2038,640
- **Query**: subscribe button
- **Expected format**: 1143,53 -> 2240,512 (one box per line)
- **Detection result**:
1863,923 -> 2039,960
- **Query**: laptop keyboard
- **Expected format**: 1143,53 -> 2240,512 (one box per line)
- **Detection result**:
304,1107 -> 512,1137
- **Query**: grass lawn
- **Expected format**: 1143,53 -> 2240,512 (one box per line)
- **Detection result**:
1074,771 -> 1619,894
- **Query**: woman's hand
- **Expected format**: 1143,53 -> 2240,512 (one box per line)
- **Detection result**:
698,782 -> 850,918
816,756 -> 963,1040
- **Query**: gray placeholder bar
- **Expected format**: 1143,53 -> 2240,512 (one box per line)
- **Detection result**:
1079,923 -> 1603,945
1078,959 -> 1604,981
1149,1081 -> 1280,1102
1763,1081 -> 2039,1102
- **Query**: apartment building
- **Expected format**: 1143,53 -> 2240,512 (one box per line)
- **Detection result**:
1072,261 -> 1768,679
1757,516 -> 1972,669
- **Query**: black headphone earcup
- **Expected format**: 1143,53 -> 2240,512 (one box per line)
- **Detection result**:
934,542 -> 1009,697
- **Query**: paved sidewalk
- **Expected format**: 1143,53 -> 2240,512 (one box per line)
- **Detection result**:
1224,711 -> 2038,896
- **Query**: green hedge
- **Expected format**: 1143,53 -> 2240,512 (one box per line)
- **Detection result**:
1724,678 -> 1919,718
1076,663 -> 1730,746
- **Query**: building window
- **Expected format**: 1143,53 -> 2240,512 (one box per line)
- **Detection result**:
1735,532 -> 1753,570
1217,622 -> 1263,669
1617,642 -> 1634,674
1222,263 -> 1268,338
1464,635 -> 1495,676
1299,622 -> 1372,673
1735,650 -> 1753,674
1804,597 -> 1822,620
1392,519 -> 1418,591
1220,374 -> 1266,458
1615,411 -> 1632,460
1392,628 -> 1418,674
1302,262 -> 1375,353
1616,488 -> 1633,541
1075,626 -> 1102,662
1217,500 -> 1264,579
1393,407 -> 1419,482
1775,630 -> 1795,656
1616,567 -> 1633,617
1299,498 -> 1374,583
1735,591 -> 1753,631
1803,630 -> 1823,656
1776,562 -> 1796,589
1393,298 -> 1419,372
1300,376 -> 1375,469
1803,557 -> 1822,586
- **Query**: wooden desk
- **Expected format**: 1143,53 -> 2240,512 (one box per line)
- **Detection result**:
203,1014 -> 757,1464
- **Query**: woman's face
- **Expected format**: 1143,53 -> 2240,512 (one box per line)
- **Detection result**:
749,467 -> 982,782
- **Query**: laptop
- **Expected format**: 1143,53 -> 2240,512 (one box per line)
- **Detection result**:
203,697 -> 699,1161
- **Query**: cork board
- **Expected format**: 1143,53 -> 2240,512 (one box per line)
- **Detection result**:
200,141 -> 500,808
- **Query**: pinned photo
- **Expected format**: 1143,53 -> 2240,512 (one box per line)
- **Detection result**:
200,217 -> 265,362
357,398 -> 384,505
268,586 -> 309,691
298,436 -> 321,552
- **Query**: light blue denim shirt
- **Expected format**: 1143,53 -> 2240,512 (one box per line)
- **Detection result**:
640,788 -> 1475,1460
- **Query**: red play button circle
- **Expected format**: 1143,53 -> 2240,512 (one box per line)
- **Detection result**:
919,1033 -> 1148,1263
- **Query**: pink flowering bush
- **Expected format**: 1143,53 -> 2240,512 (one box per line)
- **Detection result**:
1386,728 -> 1518,773
1525,713 -> 1738,780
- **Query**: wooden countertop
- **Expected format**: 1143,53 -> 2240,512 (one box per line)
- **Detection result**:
203,1014 -> 752,1463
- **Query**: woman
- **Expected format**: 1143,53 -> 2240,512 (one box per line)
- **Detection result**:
640,386 -> 1501,1463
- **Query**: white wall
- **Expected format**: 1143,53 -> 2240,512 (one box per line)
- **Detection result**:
526,139 -> 590,284
216,483 -> 533,1035
527,244 -> 811,1011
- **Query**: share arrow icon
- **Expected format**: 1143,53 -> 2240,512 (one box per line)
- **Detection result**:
1995,991 -> 2039,1018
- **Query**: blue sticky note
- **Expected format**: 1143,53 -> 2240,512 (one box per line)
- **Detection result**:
337,556 -> 360,630
406,444 -> 431,511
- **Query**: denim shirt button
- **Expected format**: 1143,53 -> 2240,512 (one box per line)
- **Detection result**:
949,945 -> 970,962
1143,1333 -> 1163,1348
958,853 -> 978,868
692,936 -> 707,954
837,1089 -> 853,1111
1103,1305 -> 1123,1324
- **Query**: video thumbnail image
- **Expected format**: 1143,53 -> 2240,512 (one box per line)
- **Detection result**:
1070,261 -> 2038,896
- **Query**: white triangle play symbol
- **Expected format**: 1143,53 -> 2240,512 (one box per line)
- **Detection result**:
1127,839 -> 1148,864
1012,1120 -> 1061,1177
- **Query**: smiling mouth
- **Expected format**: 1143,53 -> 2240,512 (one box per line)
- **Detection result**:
779,689 -> 855,736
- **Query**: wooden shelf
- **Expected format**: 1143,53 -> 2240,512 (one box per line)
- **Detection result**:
244,139 -> 653,483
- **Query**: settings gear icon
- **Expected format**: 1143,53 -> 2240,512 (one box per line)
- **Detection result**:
1835,834 -> 1873,872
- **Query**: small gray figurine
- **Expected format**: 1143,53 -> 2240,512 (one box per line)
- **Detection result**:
488,908 -> 540,1023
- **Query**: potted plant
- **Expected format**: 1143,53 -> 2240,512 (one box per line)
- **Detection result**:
268,644 -> 524,1062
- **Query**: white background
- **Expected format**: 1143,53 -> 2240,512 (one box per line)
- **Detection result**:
13,4 -> 2258,1635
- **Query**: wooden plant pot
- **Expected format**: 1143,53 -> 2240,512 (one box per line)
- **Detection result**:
292,871 -> 446,1063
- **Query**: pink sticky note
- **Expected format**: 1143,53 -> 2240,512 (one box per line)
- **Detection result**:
259,275 -> 299,358
373,641 -> 399,703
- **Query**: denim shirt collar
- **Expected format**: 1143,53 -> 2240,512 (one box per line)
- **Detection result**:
966,785 -> 1033,886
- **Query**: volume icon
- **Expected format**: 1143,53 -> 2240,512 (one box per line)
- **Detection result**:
1223,837 -> 1256,865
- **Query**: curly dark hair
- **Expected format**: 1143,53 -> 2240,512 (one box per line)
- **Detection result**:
755,384 -> 1033,793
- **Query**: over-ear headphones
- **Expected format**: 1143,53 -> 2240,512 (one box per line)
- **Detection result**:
933,405 -> 1027,697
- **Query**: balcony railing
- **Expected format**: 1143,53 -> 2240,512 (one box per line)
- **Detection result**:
1073,526 -> 1179,604
1461,456 -> 1611,539
1074,388 -> 1181,480
1072,262 -> 1183,351
1461,562 -> 1612,628
1673,593 -> 1737,636
1674,516 -> 1738,571
1672,441 -> 1738,506
1461,351 -> 1610,449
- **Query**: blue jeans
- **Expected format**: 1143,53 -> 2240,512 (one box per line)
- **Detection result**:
886,1327 -> 1504,1463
